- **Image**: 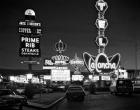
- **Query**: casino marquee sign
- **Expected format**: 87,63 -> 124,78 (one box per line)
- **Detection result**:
83,52 -> 120,74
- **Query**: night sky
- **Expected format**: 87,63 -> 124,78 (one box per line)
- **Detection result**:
0,0 -> 139,70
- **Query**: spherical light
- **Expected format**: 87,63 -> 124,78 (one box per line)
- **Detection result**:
25,9 -> 35,16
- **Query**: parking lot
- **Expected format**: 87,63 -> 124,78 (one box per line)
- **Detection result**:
50,92 -> 140,110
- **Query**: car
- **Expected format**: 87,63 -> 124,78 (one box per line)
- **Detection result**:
16,87 -> 25,95
133,80 -> 140,93
110,79 -> 133,95
133,83 -> 140,93
40,86 -> 54,93
65,85 -> 86,101
57,85 -> 66,92
0,89 -> 27,110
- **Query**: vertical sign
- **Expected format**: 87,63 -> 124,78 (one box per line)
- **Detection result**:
18,19 -> 42,57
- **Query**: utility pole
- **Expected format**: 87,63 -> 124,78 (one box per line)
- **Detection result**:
135,37 -> 138,78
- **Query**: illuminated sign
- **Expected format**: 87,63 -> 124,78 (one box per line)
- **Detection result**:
19,21 -> 41,27
18,27 -> 42,35
25,9 -> 35,16
12,75 -> 28,83
44,59 -> 54,66
43,58 -> 68,70
95,18 -> 108,29
83,52 -> 120,74
117,68 -> 128,79
19,35 -> 40,57
70,54 -> 84,74
44,75 -> 51,80
43,66 -> 68,70
72,75 -> 84,81
95,0 -> 108,12
93,76 -> 99,80
51,55 -> 69,65
55,40 -> 67,54
70,60 -> 84,65
51,69 -> 70,81
89,75 -> 93,79
18,21 -> 42,35
101,76 -> 110,80
96,36 -> 108,47
70,54 -> 84,65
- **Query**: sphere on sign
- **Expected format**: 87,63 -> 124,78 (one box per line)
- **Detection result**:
25,9 -> 35,16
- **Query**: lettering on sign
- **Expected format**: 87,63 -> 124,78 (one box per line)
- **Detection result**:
19,21 -> 41,27
51,55 -> 69,65
70,60 -> 84,65
18,20 -> 42,57
95,0 -> 108,12
18,27 -> 42,34
21,37 -> 40,43
19,36 -> 40,57
91,63 -> 116,70
44,59 -> 54,66
19,28 -> 31,33
83,52 -> 120,74
21,48 -> 40,55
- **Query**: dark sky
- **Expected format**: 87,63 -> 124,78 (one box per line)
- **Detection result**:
0,0 -> 139,70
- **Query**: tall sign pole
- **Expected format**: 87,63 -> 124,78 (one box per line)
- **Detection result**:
83,0 -> 120,80
18,9 -> 42,79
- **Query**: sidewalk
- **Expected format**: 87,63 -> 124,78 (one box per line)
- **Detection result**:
26,92 -> 65,109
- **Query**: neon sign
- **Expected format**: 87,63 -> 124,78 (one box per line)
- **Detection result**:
83,52 -> 120,74
52,55 -> 69,61
95,0 -> 108,13
51,55 -> 69,65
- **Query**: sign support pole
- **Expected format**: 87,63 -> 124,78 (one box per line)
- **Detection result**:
28,57 -> 32,74
95,0 -> 108,88
18,9 -> 42,83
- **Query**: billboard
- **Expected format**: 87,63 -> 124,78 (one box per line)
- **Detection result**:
51,69 -> 70,81
18,20 -> 42,57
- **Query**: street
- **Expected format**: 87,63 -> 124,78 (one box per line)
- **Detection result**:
23,106 -> 37,110
1,106 -> 37,110
50,92 -> 140,110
